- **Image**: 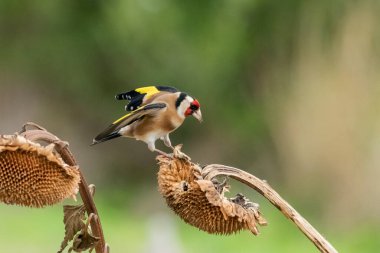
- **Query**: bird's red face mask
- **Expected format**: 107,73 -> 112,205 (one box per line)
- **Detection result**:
185,99 -> 202,122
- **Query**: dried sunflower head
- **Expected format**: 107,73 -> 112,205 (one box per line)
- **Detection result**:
157,156 -> 267,235
0,135 -> 80,208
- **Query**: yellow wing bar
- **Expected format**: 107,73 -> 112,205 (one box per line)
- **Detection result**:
112,102 -> 167,124
135,86 -> 160,99
113,111 -> 133,124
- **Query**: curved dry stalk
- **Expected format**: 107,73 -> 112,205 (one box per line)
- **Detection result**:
19,122 -> 109,253
202,164 -> 338,253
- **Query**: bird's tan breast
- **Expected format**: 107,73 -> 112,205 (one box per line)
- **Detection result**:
132,109 -> 184,141
127,93 -> 185,141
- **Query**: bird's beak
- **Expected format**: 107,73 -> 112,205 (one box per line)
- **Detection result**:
192,109 -> 203,123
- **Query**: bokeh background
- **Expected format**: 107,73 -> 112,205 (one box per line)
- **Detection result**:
1,0 -> 379,252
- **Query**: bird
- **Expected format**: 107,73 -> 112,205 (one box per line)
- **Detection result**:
92,85 -> 202,156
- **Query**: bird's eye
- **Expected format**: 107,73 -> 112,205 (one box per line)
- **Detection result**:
190,104 -> 198,110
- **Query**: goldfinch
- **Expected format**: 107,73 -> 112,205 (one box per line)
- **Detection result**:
92,86 -> 202,155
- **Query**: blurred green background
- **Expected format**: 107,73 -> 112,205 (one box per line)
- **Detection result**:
1,0 -> 380,252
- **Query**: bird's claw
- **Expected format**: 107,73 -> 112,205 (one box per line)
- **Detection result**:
154,145 -> 190,160
172,144 -> 191,161
154,149 -> 173,158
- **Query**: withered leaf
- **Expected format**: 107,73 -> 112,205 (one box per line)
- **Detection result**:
58,204 -> 86,253
69,229 -> 100,253
67,213 -> 100,253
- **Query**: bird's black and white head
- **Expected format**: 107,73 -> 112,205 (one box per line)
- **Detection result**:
175,92 -> 202,122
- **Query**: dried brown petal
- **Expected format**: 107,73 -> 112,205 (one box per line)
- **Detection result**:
157,156 -> 267,235
0,135 -> 80,208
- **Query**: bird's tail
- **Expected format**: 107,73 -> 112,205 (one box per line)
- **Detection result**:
115,90 -> 139,100
91,131 -> 122,146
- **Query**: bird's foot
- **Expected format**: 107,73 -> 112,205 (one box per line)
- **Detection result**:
154,148 -> 173,158
172,144 -> 191,161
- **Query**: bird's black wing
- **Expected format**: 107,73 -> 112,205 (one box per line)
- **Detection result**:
92,103 -> 167,145
115,86 -> 178,111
